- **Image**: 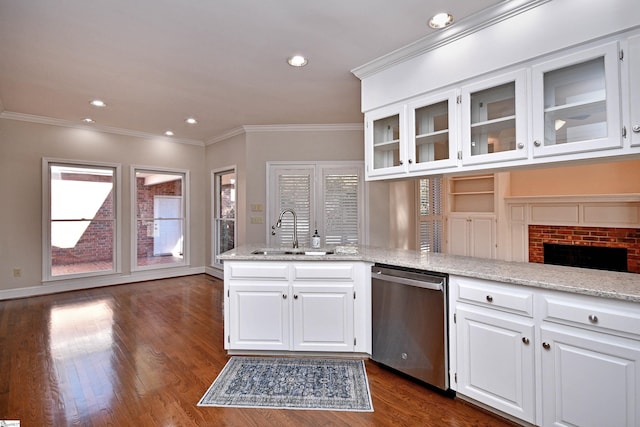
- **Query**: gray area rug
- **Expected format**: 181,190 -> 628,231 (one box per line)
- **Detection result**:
198,356 -> 374,412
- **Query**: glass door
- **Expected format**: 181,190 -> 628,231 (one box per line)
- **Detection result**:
365,104 -> 406,178
532,42 -> 621,157
461,69 -> 528,165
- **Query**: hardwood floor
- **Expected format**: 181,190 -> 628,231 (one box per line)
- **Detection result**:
0,274 -> 518,426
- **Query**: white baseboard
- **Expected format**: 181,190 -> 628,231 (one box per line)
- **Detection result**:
205,265 -> 224,279
0,266 -> 206,301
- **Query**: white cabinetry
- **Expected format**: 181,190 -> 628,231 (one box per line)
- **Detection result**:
450,275 -> 640,426
627,34 -> 640,147
365,104 -> 406,178
224,261 -> 370,354
453,277 -> 536,423
532,42 -> 622,158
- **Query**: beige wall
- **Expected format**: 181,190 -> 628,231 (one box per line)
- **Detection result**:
388,180 -> 417,250
0,119 -> 206,292
509,160 -> 640,196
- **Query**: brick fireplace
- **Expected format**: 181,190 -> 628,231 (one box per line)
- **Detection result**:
528,225 -> 640,273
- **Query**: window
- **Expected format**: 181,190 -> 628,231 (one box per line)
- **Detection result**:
43,159 -> 119,279
267,162 -> 364,247
213,168 -> 236,267
133,168 -> 187,269
417,177 -> 443,253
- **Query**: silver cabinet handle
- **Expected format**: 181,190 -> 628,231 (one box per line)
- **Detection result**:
517,142 -> 524,149
588,314 -> 598,323
522,337 -> 530,345
399,160 -> 403,165
486,295 -> 493,303
294,294 -> 298,299
282,294 -> 287,299
408,159 -> 413,164
633,125 -> 640,133
533,140 -> 542,147
542,342 -> 551,350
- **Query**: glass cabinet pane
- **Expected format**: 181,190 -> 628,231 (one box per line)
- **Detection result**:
470,82 -> 516,156
543,57 -> 607,146
373,114 -> 400,169
415,100 -> 449,163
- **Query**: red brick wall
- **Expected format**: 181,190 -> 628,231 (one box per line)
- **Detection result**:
529,225 -> 640,273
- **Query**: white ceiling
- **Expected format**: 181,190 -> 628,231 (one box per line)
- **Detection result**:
0,0 -> 505,144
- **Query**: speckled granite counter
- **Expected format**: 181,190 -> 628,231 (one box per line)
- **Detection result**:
220,244 -> 640,303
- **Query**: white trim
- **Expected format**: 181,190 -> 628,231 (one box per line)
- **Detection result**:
351,0 -> 551,79
211,165 -> 237,268
42,158 -> 122,282
1,111 -> 204,146
206,123 -> 364,145
205,266 -> 224,279
130,165 -> 190,272
0,268 -> 205,301
505,194 -> 640,204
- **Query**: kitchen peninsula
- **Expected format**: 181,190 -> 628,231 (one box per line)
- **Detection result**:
221,244 -> 640,426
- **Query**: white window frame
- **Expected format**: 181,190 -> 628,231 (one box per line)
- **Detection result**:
42,158 -> 122,282
131,166 -> 189,271
212,165 -> 237,268
266,161 -> 365,247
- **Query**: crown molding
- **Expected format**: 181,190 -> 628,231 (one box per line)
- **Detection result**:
206,123 -> 364,146
0,111 -> 205,146
351,0 -> 551,80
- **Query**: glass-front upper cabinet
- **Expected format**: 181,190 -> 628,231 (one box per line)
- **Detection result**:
532,42 -> 621,157
460,69 -> 528,165
626,34 -> 640,148
407,90 -> 458,171
365,104 -> 406,178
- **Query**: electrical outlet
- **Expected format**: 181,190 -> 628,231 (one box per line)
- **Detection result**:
251,204 -> 264,212
13,268 -> 22,278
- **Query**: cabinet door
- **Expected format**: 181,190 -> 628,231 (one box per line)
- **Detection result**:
228,283 -> 290,350
469,216 -> 496,259
456,305 -> 536,423
540,324 -> 640,427
407,89 -> 458,171
365,104 -> 407,178
292,284 -> 354,352
460,69 -> 528,165
628,34 -> 640,147
532,42 -> 622,157
448,216 -> 470,256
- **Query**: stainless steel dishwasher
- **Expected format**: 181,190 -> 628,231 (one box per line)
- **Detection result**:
371,264 -> 450,391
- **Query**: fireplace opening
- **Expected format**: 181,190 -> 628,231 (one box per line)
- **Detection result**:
543,243 -> 628,273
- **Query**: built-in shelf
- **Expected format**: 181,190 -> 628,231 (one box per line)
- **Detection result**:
449,174 -> 495,213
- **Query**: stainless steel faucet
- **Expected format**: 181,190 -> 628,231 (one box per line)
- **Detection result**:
275,208 -> 298,248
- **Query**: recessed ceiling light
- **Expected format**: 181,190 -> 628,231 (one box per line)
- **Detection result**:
82,118 -> 95,123
164,130 -> 174,136
429,12 -> 454,29
90,99 -> 107,107
185,117 -> 198,125
287,55 -> 308,67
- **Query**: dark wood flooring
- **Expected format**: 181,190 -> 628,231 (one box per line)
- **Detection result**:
0,274 -> 518,426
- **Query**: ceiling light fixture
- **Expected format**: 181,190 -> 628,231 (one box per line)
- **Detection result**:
164,130 -> 174,136
287,55 -> 308,67
82,118 -> 95,123
90,99 -> 107,107
429,12 -> 454,29
185,117 -> 198,125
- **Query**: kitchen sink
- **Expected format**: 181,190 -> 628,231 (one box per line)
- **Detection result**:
251,249 -> 335,256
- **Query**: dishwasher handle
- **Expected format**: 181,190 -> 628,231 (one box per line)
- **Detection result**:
373,271 -> 444,291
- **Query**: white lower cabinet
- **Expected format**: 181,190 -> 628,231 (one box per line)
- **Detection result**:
224,261 -> 369,354
451,275 -> 640,426
448,215 -> 496,259
457,305 -> 536,423
540,324 -> 640,427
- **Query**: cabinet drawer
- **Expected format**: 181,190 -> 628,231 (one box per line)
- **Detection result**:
227,262 -> 289,280
457,278 -> 534,316
542,295 -> 640,337
293,263 -> 354,281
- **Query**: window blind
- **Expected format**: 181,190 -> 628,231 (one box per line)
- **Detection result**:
274,169 -> 312,247
322,168 -> 360,245
418,177 -> 443,253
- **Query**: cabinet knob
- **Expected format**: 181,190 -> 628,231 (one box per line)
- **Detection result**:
294,294 -> 298,299
517,142 -> 524,149
632,125 -> 640,133
542,342 -> 551,350
399,160 -> 404,165
522,337 -> 530,345
533,140 -> 542,147
588,314 -> 598,323
486,295 -> 493,302
282,294 -> 287,299
408,159 -> 413,164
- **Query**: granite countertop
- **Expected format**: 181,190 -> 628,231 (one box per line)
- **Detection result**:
220,244 -> 640,303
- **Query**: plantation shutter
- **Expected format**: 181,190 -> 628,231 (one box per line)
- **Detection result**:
271,167 -> 313,247
321,166 -> 362,245
418,177 -> 443,253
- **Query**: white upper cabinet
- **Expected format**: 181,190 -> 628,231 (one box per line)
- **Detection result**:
365,104 -> 406,178
628,34 -> 640,147
407,90 -> 458,171
461,69 -> 528,165
531,42 -> 622,157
